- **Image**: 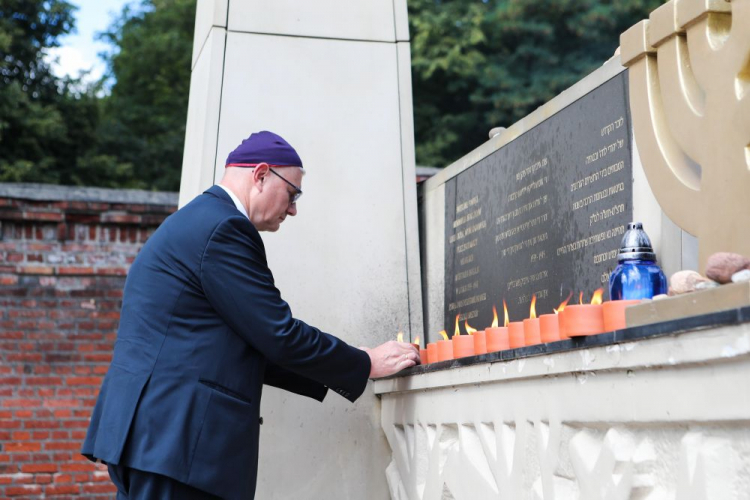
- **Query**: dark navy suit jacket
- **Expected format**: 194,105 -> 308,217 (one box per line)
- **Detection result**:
82,186 -> 371,499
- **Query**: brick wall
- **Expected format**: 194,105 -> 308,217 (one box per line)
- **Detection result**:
0,184 -> 177,499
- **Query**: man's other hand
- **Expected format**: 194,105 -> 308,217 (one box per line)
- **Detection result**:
364,341 -> 420,378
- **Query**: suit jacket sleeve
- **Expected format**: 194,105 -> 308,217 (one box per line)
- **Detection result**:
264,362 -> 328,402
200,215 -> 370,402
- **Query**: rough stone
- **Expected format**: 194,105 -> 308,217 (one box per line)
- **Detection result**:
652,294 -> 670,301
731,269 -> 750,283
669,270 -> 711,295
705,252 -> 750,284
695,280 -> 720,290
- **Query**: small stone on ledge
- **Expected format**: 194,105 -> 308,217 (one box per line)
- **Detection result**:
731,269 -> 750,283
695,280 -> 719,290
669,270 -> 710,295
652,294 -> 669,301
705,252 -> 750,284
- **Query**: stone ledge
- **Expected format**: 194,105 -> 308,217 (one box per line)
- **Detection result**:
0,183 -> 178,206
374,306 -> 750,394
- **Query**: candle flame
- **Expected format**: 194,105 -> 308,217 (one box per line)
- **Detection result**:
396,332 -> 404,342
503,299 -> 509,327
579,291 -> 584,305
491,305 -> 499,328
465,320 -> 477,335
554,291 -> 573,314
529,294 -> 537,319
591,288 -> 604,305
439,330 -> 449,341
414,336 -> 420,346
454,314 -> 461,336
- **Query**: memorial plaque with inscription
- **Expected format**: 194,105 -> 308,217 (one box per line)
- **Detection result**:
444,72 -> 633,334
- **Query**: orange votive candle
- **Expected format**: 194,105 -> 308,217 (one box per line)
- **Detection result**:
485,326 -> 509,352
558,309 -> 570,339
473,330 -> 487,355
602,299 -> 640,331
437,339 -> 454,361
523,318 -> 542,346
565,304 -> 605,337
419,348 -> 428,365
508,322 -> 525,349
452,334 -> 475,359
426,343 -> 438,364
539,313 -> 560,343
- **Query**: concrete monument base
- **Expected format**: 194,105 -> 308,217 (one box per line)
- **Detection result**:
375,310 -> 750,499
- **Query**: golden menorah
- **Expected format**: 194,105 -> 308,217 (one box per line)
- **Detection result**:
621,0 -> 750,272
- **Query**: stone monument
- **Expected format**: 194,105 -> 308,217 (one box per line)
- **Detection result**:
375,2 -> 750,499
178,1 -> 421,498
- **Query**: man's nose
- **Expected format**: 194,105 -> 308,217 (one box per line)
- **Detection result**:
287,203 -> 297,216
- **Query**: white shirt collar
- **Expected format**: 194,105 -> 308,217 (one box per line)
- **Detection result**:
217,184 -> 249,220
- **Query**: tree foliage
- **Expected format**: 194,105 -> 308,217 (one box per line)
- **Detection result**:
1,0 -> 661,188
0,0 -> 194,190
0,0 -> 99,184
409,0 -> 663,168
95,0 -> 195,191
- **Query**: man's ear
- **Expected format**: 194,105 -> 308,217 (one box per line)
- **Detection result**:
253,163 -> 270,191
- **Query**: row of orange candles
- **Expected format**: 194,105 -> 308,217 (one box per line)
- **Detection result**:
410,290 -> 640,364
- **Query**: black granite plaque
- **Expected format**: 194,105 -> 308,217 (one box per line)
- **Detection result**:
443,72 -> 633,335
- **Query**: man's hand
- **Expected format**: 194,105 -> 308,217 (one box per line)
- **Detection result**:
363,341 -> 420,378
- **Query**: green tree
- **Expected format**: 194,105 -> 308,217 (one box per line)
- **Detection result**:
0,0 -> 82,182
409,0 -> 663,168
96,0 -> 195,191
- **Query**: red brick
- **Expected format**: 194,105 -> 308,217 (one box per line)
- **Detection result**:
4,442 -> 41,452
56,267 -> 95,276
44,442 -> 81,451
42,399 -> 78,409
6,485 -> 42,496
26,377 -> 63,386
10,452 -> 30,462
100,213 -> 142,224
2,399 -> 40,408
0,276 -> 18,285
22,211 -> 64,222
34,473 -> 52,484
61,420 -> 88,429
53,473 -> 73,483
11,431 -> 30,440
60,463 -> 95,472
21,463 -> 57,473
82,483 -> 116,494
45,484 -> 80,495
24,420 -> 58,429
17,266 -> 54,275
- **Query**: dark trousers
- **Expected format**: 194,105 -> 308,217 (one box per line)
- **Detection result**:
108,464 -> 221,499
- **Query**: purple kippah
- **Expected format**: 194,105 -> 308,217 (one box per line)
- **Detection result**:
225,131 -> 303,168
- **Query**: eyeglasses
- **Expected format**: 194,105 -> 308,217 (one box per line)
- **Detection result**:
269,169 -> 303,205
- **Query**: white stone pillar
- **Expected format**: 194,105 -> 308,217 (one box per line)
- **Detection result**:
179,1 -> 422,498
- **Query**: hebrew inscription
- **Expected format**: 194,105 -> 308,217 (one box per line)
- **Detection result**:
444,72 -> 633,334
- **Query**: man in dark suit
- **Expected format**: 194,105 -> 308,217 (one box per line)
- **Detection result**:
82,131 -> 420,499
